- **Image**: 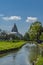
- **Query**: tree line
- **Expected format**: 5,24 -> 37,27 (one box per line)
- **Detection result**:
24,21 -> 43,43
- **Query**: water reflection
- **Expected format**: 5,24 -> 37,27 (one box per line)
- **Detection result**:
14,44 -> 37,65
0,52 -> 17,65
0,43 -> 38,65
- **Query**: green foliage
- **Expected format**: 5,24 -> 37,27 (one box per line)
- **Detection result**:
36,56 -> 43,65
29,21 -> 42,41
40,32 -> 43,40
24,32 -> 30,41
0,41 -> 26,51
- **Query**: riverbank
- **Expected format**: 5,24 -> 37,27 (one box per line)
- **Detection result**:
35,43 -> 43,65
36,56 -> 43,65
0,40 -> 26,54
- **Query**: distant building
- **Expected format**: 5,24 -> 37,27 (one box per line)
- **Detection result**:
0,23 -> 23,40
7,32 -> 23,40
11,23 -> 18,32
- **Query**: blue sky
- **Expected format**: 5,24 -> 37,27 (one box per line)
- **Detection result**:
0,0 -> 43,35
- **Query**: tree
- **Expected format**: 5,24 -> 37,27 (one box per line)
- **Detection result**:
29,21 -> 42,41
0,29 -> 2,32
1,30 -> 6,35
40,32 -> 43,41
1,30 -> 7,40
11,23 -> 18,32
24,32 -> 30,41
39,27 -> 43,41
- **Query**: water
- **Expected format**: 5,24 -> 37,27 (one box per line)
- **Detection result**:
0,43 -> 38,65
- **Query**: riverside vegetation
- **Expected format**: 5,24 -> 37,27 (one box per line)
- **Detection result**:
0,40 -> 26,51
0,21 -> 43,65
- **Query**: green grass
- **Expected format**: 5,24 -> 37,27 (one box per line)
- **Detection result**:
38,43 -> 43,48
0,40 -> 26,51
36,56 -> 43,65
35,43 -> 43,65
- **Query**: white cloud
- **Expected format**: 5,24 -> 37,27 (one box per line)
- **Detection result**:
26,17 -> 38,22
2,16 -> 21,21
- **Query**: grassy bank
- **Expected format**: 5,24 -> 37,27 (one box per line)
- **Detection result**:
36,56 -> 43,65
0,40 -> 26,51
36,43 -> 43,65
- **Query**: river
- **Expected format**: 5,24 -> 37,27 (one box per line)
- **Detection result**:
0,43 -> 38,65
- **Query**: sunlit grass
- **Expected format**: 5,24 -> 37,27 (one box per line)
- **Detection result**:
36,56 -> 43,65
0,41 -> 26,51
